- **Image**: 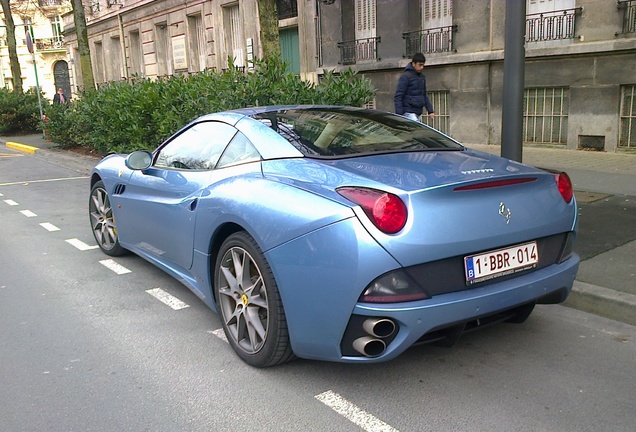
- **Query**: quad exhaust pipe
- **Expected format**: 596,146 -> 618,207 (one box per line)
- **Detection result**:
352,318 -> 397,357
353,336 -> 386,357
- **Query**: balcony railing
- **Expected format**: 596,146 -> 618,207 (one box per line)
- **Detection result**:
526,8 -> 582,42
38,0 -> 64,6
35,37 -> 64,51
402,25 -> 457,57
618,0 -> 636,34
337,37 -> 381,65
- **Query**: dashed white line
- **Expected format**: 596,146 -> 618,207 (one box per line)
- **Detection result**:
208,329 -> 228,343
3,199 -> 18,206
66,238 -> 99,251
39,222 -> 60,232
99,259 -> 132,275
20,210 -> 37,217
145,288 -> 190,310
315,390 -> 399,432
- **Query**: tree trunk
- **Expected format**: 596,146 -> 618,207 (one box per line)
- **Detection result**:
0,0 -> 23,94
71,0 -> 95,91
257,0 -> 281,60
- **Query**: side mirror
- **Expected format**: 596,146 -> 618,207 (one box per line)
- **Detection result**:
125,150 -> 152,170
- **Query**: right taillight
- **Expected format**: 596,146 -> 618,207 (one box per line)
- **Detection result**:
556,172 -> 573,203
337,187 -> 408,234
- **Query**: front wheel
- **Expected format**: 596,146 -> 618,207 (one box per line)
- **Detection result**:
89,180 -> 127,256
214,232 -> 294,367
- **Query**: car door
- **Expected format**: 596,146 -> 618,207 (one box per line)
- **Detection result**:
118,121 -> 238,270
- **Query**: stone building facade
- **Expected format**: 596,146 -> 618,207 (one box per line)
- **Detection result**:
62,0 -> 636,152
0,0 -> 72,100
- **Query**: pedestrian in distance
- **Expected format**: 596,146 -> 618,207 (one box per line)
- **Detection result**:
394,53 -> 435,122
53,87 -> 68,105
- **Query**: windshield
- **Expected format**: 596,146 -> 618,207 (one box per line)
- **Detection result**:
250,107 -> 463,157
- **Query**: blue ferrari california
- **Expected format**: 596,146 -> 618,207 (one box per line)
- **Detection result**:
89,106 -> 579,367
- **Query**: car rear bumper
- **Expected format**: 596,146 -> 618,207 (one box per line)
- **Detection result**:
336,253 -> 580,363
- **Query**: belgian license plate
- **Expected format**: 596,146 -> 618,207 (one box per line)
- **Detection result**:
464,241 -> 539,284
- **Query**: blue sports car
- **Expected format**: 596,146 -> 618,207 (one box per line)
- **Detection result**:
89,106 -> 579,367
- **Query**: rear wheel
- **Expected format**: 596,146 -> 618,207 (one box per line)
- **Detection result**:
215,232 -> 294,367
89,180 -> 127,256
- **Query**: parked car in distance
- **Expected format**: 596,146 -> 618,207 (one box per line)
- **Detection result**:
89,106 -> 580,367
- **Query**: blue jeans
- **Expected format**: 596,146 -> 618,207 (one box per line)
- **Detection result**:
403,113 -> 420,122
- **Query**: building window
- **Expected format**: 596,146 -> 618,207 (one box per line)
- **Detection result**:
50,15 -> 63,47
129,30 -> 143,76
618,1 -> 636,34
110,36 -> 123,81
619,85 -> 636,148
421,91 -> 449,135
403,1 -> 455,56
155,23 -> 172,77
93,41 -> 105,84
523,87 -> 569,144
277,0 -> 298,20
224,4 -> 244,67
187,14 -> 206,73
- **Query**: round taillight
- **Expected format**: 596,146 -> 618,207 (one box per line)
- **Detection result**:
556,172 -> 573,203
337,187 -> 407,234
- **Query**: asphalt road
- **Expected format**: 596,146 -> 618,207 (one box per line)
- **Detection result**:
1,147 -> 635,432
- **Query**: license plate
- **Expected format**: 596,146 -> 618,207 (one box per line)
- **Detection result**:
464,241 -> 539,284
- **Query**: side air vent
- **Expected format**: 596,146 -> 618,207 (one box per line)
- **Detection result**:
113,184 -> 126,195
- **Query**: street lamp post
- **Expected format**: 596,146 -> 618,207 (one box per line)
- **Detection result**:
25,30 -> 45,139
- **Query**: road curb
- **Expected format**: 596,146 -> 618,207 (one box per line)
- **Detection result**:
564,280 -> 636,326
5,142 -> 38,154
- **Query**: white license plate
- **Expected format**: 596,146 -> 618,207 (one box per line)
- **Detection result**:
465,241 -> 539,284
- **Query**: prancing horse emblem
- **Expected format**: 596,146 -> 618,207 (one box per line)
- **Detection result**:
499,202 -> 511,224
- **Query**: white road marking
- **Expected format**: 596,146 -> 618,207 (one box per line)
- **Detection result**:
315,390 -> 400,432
99,259 -> 132,275
40,222 -> 60,232
0,176 -> 88,187
65,238 -> 99,251
3,199 -> 18,206
209,329 -> 228,343
20,210 -> 37,217
145,288 -> 190,310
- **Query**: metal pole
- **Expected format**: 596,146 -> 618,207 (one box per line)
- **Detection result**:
25,31 -> 45,138
501,0 -> 526,162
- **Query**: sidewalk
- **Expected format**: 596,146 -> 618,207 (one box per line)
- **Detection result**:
3,134 -> 636,326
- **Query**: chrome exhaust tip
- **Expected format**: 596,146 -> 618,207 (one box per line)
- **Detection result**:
352,336 -> 386,357
362,318 -> 396,338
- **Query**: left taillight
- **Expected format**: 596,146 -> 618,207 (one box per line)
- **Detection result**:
337,187 -> 408,234
556,172 -> 573,203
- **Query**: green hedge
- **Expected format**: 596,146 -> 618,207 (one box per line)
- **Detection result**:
44,57 -> 376,155
0,88 -> 44,135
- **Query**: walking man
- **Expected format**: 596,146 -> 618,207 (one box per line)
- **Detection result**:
394,53 -> 435,122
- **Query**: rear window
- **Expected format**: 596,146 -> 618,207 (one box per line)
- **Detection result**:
250,107 -> 463,157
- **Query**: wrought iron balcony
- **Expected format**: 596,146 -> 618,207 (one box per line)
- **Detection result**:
337,37 -> 381,65
525,8 -> 582,42
38,0 -> 65,6
402,25 -> 457,57
618,0 -> 636,34
35,37 -> 64,51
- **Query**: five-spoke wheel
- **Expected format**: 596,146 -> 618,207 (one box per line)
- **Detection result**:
215,232 -> 294,367
89,180 -> 126,256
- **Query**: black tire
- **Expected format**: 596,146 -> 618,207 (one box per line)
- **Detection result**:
214,232 -> 295,367
89,180 -> 127,257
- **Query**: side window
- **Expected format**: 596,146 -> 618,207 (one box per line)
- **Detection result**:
155,122 -> 237,170
216,131 -> 262,168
